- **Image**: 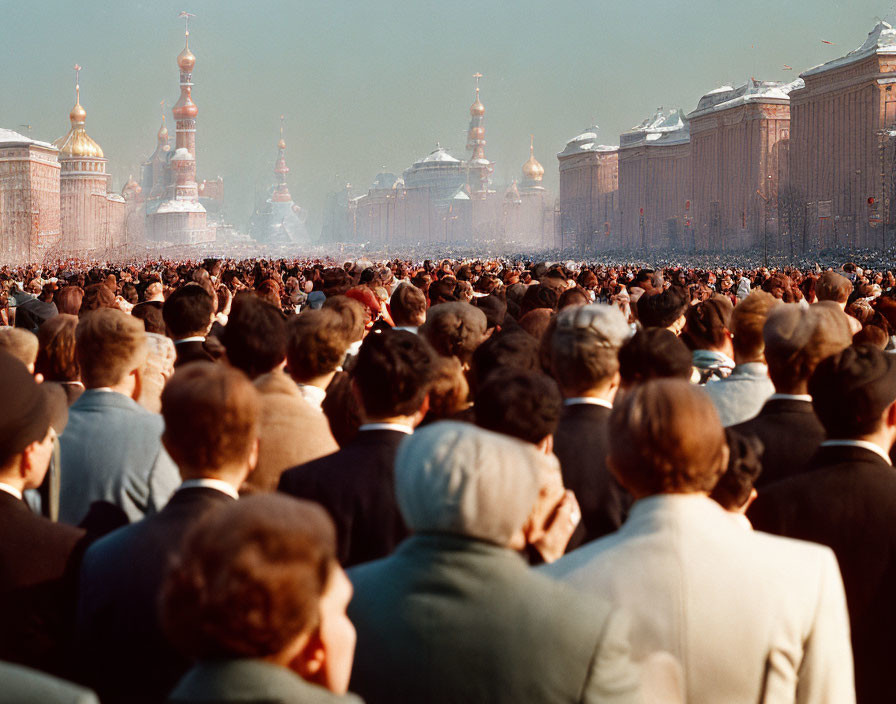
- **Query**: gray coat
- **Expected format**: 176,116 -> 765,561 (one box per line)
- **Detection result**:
0,661 -> 98,704
348,533 -> 643,704
168,659 -> 363,704
59,389 -> 179,525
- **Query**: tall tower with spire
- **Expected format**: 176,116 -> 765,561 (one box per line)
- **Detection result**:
171,11 -> 200,202
54,64 -> 114,253
148,12 -> 210,244
465,73 -> 493,193
249,116 -> 309,245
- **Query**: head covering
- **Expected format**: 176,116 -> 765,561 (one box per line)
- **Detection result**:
306,291 -> 326,310
555,303 -> 631,349
0,350 -> 53,464
763,301 -> 852,365
394,421 -> 555,545
636,287 -> 689,328
810,344 -> 896,436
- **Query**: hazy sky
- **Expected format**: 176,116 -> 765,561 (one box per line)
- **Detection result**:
1,0 -> 892,234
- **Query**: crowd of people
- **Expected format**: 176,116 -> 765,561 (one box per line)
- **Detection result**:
1,251 -> 895,703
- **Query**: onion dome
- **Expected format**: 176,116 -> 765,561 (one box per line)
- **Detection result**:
522,136 -> 544,182
53,67 -> 104,158
172,88 -> 198,119
123,175 -> 142,197
278,138 -> 286,149
157,118 -> 169,143
470,90 -> 485,117
177,32 -> 196,72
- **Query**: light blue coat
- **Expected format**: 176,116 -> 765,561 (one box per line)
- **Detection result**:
59,390 -> 179,525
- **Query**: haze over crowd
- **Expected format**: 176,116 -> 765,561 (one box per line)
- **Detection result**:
0,0 -> 890,235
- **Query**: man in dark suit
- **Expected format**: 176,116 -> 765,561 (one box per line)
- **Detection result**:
0,352 -> 86,677
279,330 -> 436,567
74,364 -> 260,704
732,301 -> 852,487
549,304 -> 633,547
348,422 -> 645,704
161,283 -> 218,368
750,344 -> 896,703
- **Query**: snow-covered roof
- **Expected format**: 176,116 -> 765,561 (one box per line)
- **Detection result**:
620,109 -> 690,148
154,199 -> 206,214
170,147 -> 194,162
416,146 -> 461,164
688,78 -> 803,118
0,128 -> 56,150
803,21 -> 896,78
558,124 -> 619,157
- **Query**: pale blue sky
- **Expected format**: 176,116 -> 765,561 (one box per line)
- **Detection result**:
0,0 -> 891,233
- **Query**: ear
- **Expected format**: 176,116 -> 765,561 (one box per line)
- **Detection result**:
246,437 -> 260,476
536,434 -> 554,456
131,365 -> 143,402
413,394 -> 431,427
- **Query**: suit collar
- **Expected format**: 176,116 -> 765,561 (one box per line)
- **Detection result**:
0,488 -> 30,513
621,493 -> 734,536
813,443 -> 893,468
563,397 -> 613,409
72,388 -> 142,412
164,485 -> 236,510
393,532 -> 525,565
759,397 -> 815,414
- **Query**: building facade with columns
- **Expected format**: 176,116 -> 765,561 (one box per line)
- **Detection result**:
617,109 -> 691,251
788,21 -> 896,251
0,130 -> 61,264
557,126 -> 619,253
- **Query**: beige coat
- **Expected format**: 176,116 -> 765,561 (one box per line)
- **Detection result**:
247,369 -> 339,492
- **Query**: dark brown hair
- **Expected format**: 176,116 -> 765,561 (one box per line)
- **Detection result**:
286,309 -> 349,382
35,314 -> 79,382
161,363 -> 260,474
609,379 -> 726,496
160,494 -> 336,659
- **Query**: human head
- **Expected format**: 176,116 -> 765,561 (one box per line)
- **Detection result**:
221,293 -> 287,380
608,380 -> 727,498
0,351 -> 61,491
424,355 -> 470,421
474,368 -> 562,448
709,428 -> 763,513
75,309 -> 147,391
162,283 -> 215,340
390,284 -> 427,328
618,328 -> 693,389
636,287 -> 689,333
352,330 -> 435,421
144,282 -> 164,302
0,328 -> 39,373
286,309 -> 349,385
79,283 -> 116,316
394,421 -> 558,548
550,304 -> 630,397
810,344 -> 896,442
815,271 -> 853,308
763,302 -> 853,394
322,295 -> 367,344
419,302 -> 487,367
729,291 -> 779,363
161,363 -> 260,483
470,331 -> 540,396
132,301 -> 166,335
35,314 -> 79,383
682,296 -> 733,353
55,286 -> 84,315
160,494 -> 354,694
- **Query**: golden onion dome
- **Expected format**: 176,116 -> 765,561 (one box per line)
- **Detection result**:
278,138 -> 286,150
177,33 -> 196,71
54,94 -> 103,158
522,137 -> 544,182
158,120 -> 169,142
470,94 -> 485,117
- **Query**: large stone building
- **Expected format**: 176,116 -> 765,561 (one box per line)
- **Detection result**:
789,21 -> 896,251
557,125 -> 619,252
330,77 -> 556,248
688,79 -> 798,252
618,109 -> 691,251
0,129 -> 61,264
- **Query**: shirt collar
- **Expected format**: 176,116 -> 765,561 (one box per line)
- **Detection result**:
358,422 -> 414,435
178,478 -> 240,500
174,336 -> 206,345
820,439 -> 893,466
296,384 -> 327,410
0,483 -> 23,501
769,393 -> 813,403
564,397 -> 613,409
